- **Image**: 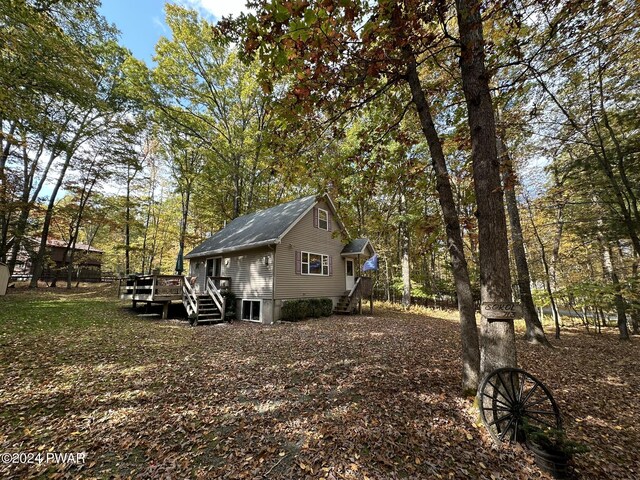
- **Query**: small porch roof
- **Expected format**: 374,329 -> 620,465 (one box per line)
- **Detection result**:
341,238 -> 374,257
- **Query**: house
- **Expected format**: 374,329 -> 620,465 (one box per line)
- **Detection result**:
185,194 -> 375,324
13,238 -> 103,282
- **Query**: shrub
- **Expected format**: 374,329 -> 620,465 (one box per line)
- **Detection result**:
307,298 -> 323,318
317,298 -> 333,317
281,299 -> 307,321
220,290 -> 236,321
281,298 -> 333,321
523,423 -> 589,456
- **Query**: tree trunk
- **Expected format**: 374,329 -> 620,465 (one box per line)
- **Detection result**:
147,201 -> 162,274
631,309 -> 640,336
384,254 -> 391,302
611,267 -> 630,341
631,258 -> 640,335
233,158 -> 242,219
525,197 -> 561,338
497,137 -> 550,346
178,182 -> 192,274
66,177 -> 96,288
598,232 -> 629,340
0,121 -> 16,262
125,176 -> 132,276
549,204 -> 565,291
455,0 -> 517,377
140,180 -> 155,275
8,137 -> 61,274
405,51 -> 480,393
29,152 -> 73,287
399,191 -> 411,310
8,205 -> 30,275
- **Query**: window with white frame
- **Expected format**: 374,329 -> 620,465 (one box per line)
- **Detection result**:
318,208 -> 329,230
241,299 -> 261,321
301,251 -> 329,275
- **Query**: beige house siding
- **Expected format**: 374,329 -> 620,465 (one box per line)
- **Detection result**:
225,247 -> 273,299
188,247 -> 275,323
189,247 -> 273,298
274,199 -> 348,301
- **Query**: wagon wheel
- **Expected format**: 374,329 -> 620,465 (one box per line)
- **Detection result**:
479,368 -> 562,445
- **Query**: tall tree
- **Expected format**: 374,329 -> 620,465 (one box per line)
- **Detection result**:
497,136 -> 550,346
455,0 -> 517,374
160,132 -> 206,274
28,40 -> 137,287
0,0 -> 110,268
127,4 -> 285,226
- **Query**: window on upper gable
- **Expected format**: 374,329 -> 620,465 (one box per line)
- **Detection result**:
318,208 -> 328,230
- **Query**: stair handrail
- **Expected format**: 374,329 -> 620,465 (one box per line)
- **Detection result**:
344,277 -> 363,311
348,276 -> 362,298
182,276 -> 198,318
206,276 -> 226,319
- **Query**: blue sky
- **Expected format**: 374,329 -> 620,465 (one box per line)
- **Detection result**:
99,0 -> 167,63
99,0 -> 249,64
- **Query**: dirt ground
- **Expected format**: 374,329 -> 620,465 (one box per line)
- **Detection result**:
0,286 -> 638,479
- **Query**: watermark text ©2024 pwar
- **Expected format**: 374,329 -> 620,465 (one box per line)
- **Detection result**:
1,452 -> 86,466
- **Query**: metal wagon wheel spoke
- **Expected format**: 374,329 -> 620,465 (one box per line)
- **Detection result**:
479,368 -> 562,445
486,412 -> 514,427
482,390 -> 512,409
486,380 -> 513,405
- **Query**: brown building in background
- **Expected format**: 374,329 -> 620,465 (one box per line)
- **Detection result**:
13,238 -> 103,282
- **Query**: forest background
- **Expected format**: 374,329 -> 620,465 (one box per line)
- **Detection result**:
1,0 -> 638,342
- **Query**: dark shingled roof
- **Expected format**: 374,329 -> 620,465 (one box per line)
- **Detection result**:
341,238 -> 373,255
185,195 -> 317,258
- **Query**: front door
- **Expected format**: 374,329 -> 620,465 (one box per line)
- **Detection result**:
345,259 -> 355,291
206,257 -> 222,286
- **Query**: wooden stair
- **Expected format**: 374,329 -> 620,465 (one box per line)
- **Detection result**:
334,276 -> 374,315
335,291 -> 357,314
182,276 -> 226,326
194,294 -> 223,324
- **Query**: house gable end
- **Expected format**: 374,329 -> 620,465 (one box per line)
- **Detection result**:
275,197 -> 347,300
276,193 -> 349,245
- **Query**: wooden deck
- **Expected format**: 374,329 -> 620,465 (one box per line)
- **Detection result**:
118,274 -> 231,321
119,275 -> 184,318
119,274 -> 183,301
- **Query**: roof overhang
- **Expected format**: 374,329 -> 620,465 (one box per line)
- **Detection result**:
340,239 -> 375,257
184,238 -> 280,259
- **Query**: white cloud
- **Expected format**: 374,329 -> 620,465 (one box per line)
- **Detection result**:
152,16 -> 169,34
178,0 -> 251,21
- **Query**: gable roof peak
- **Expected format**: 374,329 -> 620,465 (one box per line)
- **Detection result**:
185,194 -> 323,259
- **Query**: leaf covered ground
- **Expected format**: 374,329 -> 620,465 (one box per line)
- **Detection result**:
0,286 -> 638,479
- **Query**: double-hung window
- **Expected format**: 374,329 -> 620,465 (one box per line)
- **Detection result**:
301,251 -> 329,276
318,208 -> 329,230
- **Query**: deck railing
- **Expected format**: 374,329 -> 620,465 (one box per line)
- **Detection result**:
119,274 -> 184,300
343,276 -> 373,313
182,277 -> 198,318
206,276 -> 226,319
208,276 -> 232,289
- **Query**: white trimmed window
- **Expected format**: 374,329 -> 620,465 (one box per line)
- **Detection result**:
241,299 -> 261,322
318,208 -> 329,230
301,251 -> 329,276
